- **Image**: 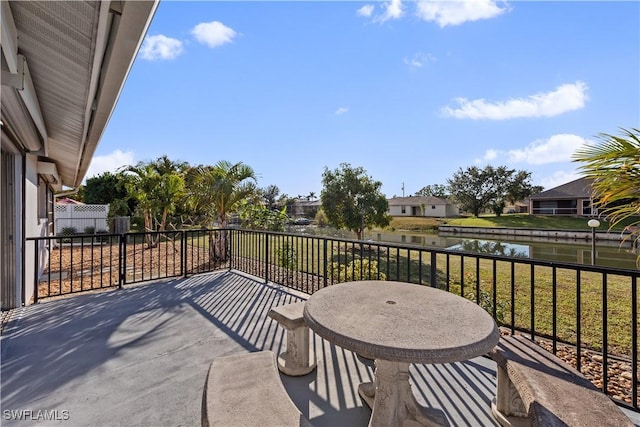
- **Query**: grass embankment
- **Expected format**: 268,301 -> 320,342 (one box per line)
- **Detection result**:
386,214 -> 636,233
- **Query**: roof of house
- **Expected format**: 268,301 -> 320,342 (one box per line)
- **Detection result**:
387,196 -> 451,206
529,177 -> 594,200
56,197 -> 84,205
293,199 -> 321,207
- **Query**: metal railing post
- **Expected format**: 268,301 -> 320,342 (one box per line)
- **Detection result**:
228,229 -> 233,271
323,239 -> 328,289
33,239 -> 39,304
265,232 -> 270,284
181,230 -> 186,277
430,252 -> 437,288
119,234 -> 125,288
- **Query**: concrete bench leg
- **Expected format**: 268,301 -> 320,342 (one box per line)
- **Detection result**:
278,324 -> 316,376
491,365 -> 529,427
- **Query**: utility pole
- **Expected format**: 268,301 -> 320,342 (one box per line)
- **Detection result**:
402,182 -> 405,197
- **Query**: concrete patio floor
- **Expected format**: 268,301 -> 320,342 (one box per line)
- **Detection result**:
2,270 -> 638,426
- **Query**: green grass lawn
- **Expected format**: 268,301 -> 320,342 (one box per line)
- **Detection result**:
385,214 -> 637,233
230,232 -> 637,357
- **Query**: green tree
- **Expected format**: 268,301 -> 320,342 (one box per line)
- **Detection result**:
124,157 -> 186,245
276,193 -> 296,216
415,184 -> 448,198
321,163 -> 390,240
261,185 -> 280,210
447,166 -> 496,217
238,200 -> 288,231
573,127 -> 640,251
447,165 -> 539,217
82,171 -> 134,217
189,161 -> 257,262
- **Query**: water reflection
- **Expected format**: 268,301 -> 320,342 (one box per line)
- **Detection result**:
448,240 -> 529,259
288,226 -> 638,269
365,230 -> 638,270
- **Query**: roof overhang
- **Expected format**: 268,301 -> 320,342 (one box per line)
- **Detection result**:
1,1 -> 158,187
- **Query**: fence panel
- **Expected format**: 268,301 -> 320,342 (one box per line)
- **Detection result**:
55,204 -> 109,234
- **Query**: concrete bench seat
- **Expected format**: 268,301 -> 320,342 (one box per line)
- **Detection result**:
268,301 -> 316,376
202,350 -> 313,427
489,334 -> 633,427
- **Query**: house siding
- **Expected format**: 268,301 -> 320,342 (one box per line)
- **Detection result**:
388,199 -> 458,218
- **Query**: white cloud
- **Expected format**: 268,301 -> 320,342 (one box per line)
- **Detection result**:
192,21 -> 237,48
538,170 -> 581,190
507,134 -> 590,165
140,35 -> 184,60
442,81 -> 588,120
374,0 -> 405,23
85,150 -> 135,181
476,134 -> 590,166
403,52 -> 437,69
416,0 -> 509,27
335,107 -> 349,115
474,148 -> 498,164
357,4 -> 375,18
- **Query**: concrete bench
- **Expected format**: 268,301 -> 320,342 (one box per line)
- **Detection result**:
489,334 -> 633,427
201,350 -> 313,427
268,301 -> 316,376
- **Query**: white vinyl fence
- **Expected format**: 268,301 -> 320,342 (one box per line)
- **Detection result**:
55,204 -> 109,234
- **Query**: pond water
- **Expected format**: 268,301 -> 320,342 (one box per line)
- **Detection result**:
287,225 -> 639,270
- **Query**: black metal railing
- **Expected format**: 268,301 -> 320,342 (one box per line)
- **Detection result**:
27,229 -> 227,302
27,228 -> 640,411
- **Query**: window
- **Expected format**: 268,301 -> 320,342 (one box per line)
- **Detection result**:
401,206 -> 406,214
431,205 -> 436,209
37,176 -> 47,219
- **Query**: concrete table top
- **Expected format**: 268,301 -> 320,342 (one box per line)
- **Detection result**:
304,280 -> 500,364
304,280 -> 500,427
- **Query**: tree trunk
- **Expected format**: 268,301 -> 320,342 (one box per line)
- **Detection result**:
144,210 -> 157,248
209,214 -> 229,264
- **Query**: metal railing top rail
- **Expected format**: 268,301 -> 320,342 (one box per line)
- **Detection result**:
227,228 -> 640,276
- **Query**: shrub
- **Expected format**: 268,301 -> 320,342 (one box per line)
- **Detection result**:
314,209 -> 328,226
276,242 -> 298,270
59,227 -> 77,236
84,226 -> 96,234
331,259 -> 386,283
464,289 -> 508,325
449,279 -> 509,325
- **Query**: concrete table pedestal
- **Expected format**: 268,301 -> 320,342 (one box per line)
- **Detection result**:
358,360 -> 448,427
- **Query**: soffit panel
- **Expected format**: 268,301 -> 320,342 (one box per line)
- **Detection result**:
9,1 -> 99,185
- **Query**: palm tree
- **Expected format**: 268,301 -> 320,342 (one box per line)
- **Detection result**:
124,159 -> 186,247
573,128 -> 640,253
125,162 -> 160,238
189,161 -> 257,262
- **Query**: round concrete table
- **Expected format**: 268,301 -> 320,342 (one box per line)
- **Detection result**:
303,280 -> 499,427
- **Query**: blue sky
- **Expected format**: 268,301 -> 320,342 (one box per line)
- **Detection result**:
89,0 -> 640,198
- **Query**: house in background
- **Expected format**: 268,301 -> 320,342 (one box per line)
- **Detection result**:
387,196 -> 459,218
529,177 -> 596,216
1,1 -> 158,309
291,199 -> 321,218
